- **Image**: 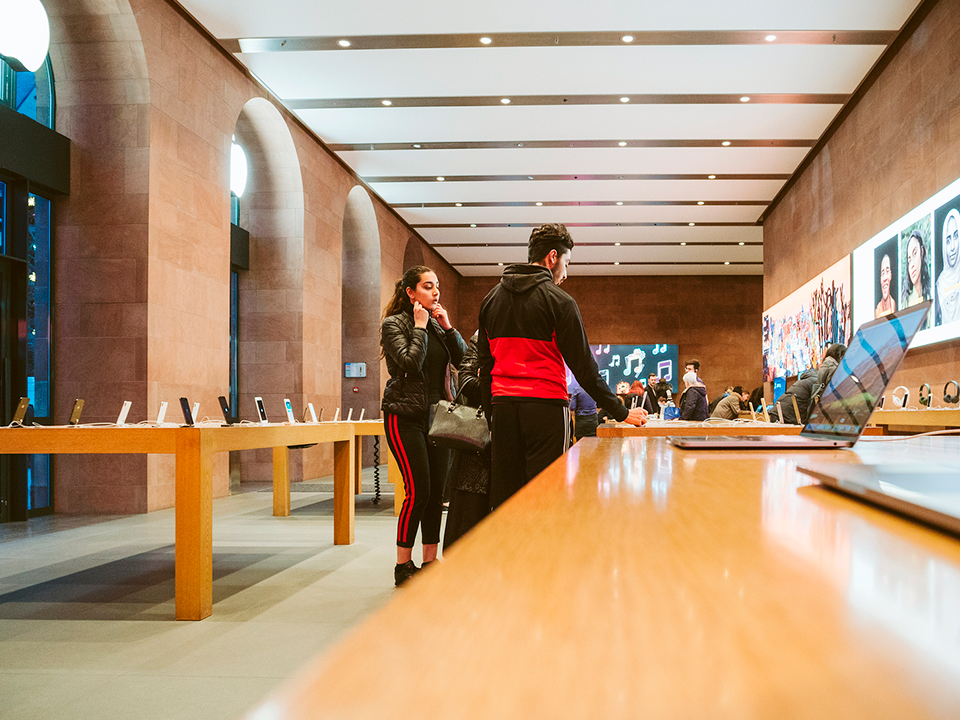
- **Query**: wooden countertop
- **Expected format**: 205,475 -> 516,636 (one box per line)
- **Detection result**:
870,408 -> 960,429
250,436 -> 960,719
596,419 -> 804,437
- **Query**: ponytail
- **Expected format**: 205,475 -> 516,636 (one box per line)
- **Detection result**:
382,265 -> 433,320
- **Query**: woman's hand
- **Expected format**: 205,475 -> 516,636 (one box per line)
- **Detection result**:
413,301 -> 430,329
432,302 -> 452,330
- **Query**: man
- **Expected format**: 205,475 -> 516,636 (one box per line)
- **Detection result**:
478,223 -> 646,508
569,381 -> 599,440
711,386 -> 749,420
685,359 -> 708,405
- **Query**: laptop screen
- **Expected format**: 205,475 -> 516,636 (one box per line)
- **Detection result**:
802,301 -> 931,441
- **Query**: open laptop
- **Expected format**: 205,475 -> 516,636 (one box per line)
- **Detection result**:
669,300 -> 932,450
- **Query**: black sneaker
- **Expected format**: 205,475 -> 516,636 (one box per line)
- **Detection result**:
394,560 -> 419,587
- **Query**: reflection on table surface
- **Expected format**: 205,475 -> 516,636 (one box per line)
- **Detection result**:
249,436 -> 960,719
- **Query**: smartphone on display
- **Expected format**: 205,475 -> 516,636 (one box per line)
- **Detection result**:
68,399 -> 85,426
179,397 -> 194,426
255,396 -> 268,424
333,408 -> 340,422
358,408 -> 365,421
192,402 -> 200,423
116,400 -> 132,426
11,397 -> 30,425
283,398 -> 296,424
156,401 -> 168,424
307,403 -> 318,423
346,408 -> 353,422
218,396 -> 234,425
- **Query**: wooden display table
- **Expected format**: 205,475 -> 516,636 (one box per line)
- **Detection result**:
597,420 -> 805,437
0,422 -> 355,620
249,435 -> 960,718
869,408 -> 960,432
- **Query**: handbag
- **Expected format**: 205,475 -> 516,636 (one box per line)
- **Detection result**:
428,400 -> 491,453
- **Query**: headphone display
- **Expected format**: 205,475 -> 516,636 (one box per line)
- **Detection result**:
945,380 -> 960,405
892,386 -> 910,408
919,383 -> 932,407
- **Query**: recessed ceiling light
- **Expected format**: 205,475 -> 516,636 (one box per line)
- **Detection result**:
501,98 -> 511,104
724,261 -> 730,265
620,96 -> 630,103
498,262 -> 503,265
738,242 -> 745,246
527,176 -> 534,180
618,141 -> 627,146
455,202 -> 462,207
680,242 -> 687,246
517,143 -> 524,147
480,37 -> 492,44
412,144 -> 421,148
688,222 -> 695,226
535,202 -> 543,206
614,242 -> 621,246
740,96 -> 750,102
470,224 -> 477,228
708,174 -> 716,179
697,201 -> 704,205
721,141 -> 730,146
337,39 -> 351,47
621,35 -> 634,43
436,176 -> 445,181
616,201 -> 623,206
614,262 -> 620,266
381,99 -> 392,106
765,34 -> 777,42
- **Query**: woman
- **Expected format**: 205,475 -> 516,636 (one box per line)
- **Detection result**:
808,343 -> 846,415
937,208 -> 960,326
902,230 -> 932,329
381,266 -> 467,586
624,380 -> 657,416
874,252 -> 896,317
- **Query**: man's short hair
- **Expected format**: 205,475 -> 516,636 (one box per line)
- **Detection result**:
685,359 -> 700,372
528,223 -> 574,263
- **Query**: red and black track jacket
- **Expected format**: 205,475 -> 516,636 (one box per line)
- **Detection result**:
477,264 -> 628,422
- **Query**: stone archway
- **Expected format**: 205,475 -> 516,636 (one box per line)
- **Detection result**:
341,186 -> 381,466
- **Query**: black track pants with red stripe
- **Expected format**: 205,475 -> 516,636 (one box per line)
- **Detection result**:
384,413 -> 449,548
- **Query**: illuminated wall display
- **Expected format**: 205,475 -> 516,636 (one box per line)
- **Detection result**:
584,343 -> 679,394
852,174 -> 960,347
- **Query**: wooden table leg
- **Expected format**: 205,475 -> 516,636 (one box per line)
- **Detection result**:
273,445 -> 291,516
175,429 -> 213,621
333,435 -> 355,545
354,434 -> 363,494
388,450 -> 404,517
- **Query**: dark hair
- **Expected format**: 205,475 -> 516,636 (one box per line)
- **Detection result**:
748,386 -> 764,409
901,230 -> 932,304
527,223 -> 574,264
685,359 -> 700,372
732,386 -> 743,395
823,343 -> 846,362
382,265 -> 433,321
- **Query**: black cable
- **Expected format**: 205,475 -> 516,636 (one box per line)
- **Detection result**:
372,436 -> 381,505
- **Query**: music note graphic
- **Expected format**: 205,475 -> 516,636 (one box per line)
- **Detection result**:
657,360 -> 672,381
652,345 -> 661,355
624,349 -> 645,377
610,355 -> 621,367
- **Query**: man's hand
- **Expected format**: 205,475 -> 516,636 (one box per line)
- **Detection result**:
624,407 -> 647,427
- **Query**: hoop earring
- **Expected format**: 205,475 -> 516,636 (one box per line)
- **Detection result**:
892,386 -> 910,408
944,380 -> 960,405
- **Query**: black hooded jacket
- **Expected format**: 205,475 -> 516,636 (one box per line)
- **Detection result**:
477,264 -> 628,422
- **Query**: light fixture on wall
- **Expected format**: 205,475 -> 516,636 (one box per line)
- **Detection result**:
0,0 -> 50,72
230,141 -> 248,198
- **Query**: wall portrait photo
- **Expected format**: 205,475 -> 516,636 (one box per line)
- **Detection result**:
934,194 -> 960,327
899,214 -> 933,329
873,236 -> 898,318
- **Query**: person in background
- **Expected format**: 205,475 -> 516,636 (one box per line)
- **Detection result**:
684,359 -> 708,405
708,386 -> 734,415
809,343 -> 847,416
711,386 -> 748,420
380,266 -> 467,586
478,224 -> 646,509
936,208 -> 960,326
875,252 -> 897,318
775,369 -> 818,425
902,230 -> 932,329
678,371 -> 708,421
442,331 -> 491,551
569,380 -> 599,439
747,386 -> 765,415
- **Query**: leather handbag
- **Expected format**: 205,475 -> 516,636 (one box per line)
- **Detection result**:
428,400 -> 491,453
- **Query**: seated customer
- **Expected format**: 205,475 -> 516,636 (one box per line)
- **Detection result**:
678,371 -> 708,421
775,369 -> 818,425
711,386 -> 748,420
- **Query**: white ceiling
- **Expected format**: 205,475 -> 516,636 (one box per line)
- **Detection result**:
177,0 -> 924,276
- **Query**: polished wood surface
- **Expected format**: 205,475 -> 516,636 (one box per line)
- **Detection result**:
0,422 -> 355,620
870,408 -> 960,430
597,420 -> 804,437
252,436 -> 960,718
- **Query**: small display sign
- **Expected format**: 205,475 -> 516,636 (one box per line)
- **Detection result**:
344,362 -> 367,378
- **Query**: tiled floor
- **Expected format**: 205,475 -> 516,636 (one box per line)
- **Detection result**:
0,469 -> 414,720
